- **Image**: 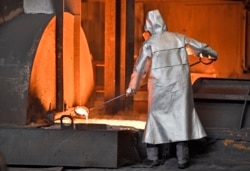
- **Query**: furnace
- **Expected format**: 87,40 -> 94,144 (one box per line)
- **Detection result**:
0,1 -> 142,168
1,0 -> 250,170
0,1 -> 94,125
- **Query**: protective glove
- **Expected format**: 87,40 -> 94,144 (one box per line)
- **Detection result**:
199,49 -> 218,61
126,88 -> 136,97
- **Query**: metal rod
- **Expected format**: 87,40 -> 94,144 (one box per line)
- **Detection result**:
239,90 -> 250,129
89,93 -> 126,111
55,0 -> 64,112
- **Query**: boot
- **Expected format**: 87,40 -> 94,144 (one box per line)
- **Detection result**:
158,143 -> 170,165
176,141 -> 190,169
143,144 -> 161,168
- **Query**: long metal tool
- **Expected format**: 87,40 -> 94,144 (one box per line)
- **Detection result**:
89,93 -> 126,111
75,93 -> 126,116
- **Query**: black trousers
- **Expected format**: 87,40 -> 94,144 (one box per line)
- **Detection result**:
146,141 -> 189,164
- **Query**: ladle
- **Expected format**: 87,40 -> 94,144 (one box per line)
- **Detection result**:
74,93 -> 126,117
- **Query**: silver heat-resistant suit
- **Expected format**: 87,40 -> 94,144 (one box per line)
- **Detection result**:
127,10 -> 217,145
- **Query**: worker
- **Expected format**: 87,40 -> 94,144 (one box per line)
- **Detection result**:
126,9 -> 217,169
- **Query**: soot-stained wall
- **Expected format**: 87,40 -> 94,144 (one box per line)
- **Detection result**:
0,0 -> 23,24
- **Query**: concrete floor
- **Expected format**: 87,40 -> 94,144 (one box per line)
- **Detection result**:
7,157 -> 250,171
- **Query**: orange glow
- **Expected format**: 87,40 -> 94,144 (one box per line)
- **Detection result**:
29,12 -> 94,118
142,31 -> 151,41
54,107 -> 147,129
55,118 -> 146,130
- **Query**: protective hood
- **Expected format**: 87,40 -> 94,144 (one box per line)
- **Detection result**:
144,9 -> 167,35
